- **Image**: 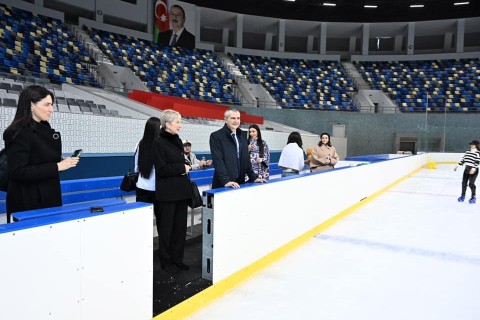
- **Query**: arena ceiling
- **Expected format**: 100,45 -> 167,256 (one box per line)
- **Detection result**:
182,0 -> 480,22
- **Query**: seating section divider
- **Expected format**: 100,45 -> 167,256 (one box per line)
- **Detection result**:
128,90 -> 264,124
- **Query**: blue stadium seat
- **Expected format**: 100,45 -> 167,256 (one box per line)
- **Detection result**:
0,3 -> 100,87
231,54 -> 356,110
355,59 -> 480,113
85,26 -> 240,105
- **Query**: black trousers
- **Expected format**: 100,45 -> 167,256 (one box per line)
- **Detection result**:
155,200 -> 188,267
136,187 -> 159,217
461,166 -> 478,197
136,187 -> 155,204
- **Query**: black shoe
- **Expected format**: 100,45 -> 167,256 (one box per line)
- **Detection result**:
162,264 -> 179,274
174,262 -> 189,271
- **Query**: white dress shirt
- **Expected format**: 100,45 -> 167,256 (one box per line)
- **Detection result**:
170,28 -> 185,45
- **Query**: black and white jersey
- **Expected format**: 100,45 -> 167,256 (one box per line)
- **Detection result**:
459,149 -> 480,168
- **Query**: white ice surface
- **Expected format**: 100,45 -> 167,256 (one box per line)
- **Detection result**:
187,164 -> 480,320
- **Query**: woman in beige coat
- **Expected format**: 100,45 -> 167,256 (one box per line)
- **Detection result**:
310,132 -> 339,172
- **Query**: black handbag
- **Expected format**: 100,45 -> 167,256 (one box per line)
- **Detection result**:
188,180 -> 203,208
120,147 -> 139,192
120,172 -> 139,192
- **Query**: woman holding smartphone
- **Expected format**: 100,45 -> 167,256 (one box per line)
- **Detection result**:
247,124 -> 270,181
152,110 -> 192,274
3,85 -> 79,222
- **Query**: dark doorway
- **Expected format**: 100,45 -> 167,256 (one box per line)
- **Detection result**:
399,141 -> 416,154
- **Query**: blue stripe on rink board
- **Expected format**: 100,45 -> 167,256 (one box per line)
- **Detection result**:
315,234 -> 480,266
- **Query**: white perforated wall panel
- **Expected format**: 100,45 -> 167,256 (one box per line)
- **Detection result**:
0,107 -> 318,153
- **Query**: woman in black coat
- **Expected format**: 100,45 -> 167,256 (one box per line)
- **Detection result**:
3,86 -> 79,222
152,109 -> 192,273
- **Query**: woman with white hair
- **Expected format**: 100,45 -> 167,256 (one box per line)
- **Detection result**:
152,110 -> 192,273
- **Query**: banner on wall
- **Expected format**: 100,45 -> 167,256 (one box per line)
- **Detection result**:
154,0 -> 196,49
154,0 -> 170,39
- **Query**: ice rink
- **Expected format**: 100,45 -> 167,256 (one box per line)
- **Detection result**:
187,164 -> 480,320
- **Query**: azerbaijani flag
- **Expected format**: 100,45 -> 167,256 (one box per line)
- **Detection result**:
154,0 -> 169,42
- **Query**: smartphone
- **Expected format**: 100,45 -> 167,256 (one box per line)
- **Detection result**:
72,149 -> 83,157
90,206 -> 104,213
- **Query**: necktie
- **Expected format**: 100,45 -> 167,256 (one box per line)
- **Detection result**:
232,132 -> 239,158
170,34 -> 178,46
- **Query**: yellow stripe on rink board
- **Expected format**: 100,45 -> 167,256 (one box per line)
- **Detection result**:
153,167 -> 422,320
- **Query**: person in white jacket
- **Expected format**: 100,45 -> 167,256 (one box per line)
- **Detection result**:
278,132 -> 305,177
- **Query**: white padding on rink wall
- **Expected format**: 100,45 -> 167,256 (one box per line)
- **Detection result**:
426,152 -> 463,163
0,203 -> 153,320
205,154 -> 431,283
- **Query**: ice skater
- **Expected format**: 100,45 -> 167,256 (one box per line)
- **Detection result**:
454,140 -> 480,204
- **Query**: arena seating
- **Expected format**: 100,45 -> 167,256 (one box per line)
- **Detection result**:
0,3 -> 100,87
355,59 -> 480,112
231,54 -> 357,110
86,27 -> 240,105
0,74 -> 123,116
6,3 -> 478,115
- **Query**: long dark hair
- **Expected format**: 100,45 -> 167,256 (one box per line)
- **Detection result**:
248,124 -> 265,158
5,85 -> 54,134
318,132 -> 332,147
287,131 -> 303,149
138,117 -> 160,179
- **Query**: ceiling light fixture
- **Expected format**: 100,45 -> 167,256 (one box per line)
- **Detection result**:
364,5 -> 378,8
410,4 -> 424,8
454,2 -> 469,5
323,2 -> 336,6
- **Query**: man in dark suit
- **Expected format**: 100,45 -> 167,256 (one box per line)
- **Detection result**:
209,109 -> 266,189
157,4 -> 195,49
